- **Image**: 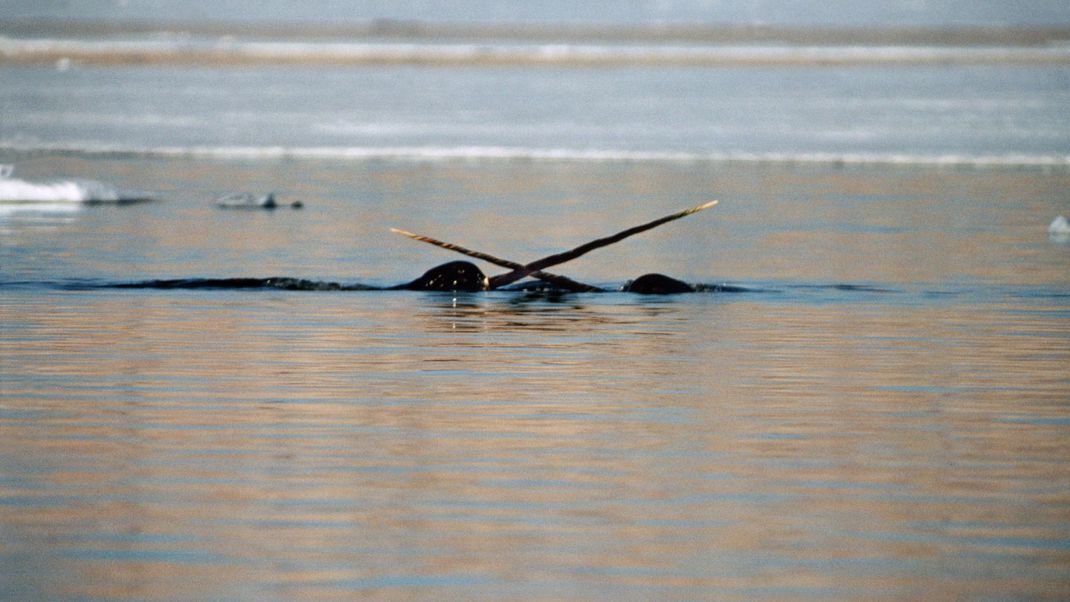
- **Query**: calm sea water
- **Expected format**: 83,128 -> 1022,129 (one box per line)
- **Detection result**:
2,157 -> 1068,600
3,3 -> 1070,600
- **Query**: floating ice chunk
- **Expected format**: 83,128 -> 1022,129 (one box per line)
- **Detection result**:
1049,215 -> 1070,242
0,201 -> 83,217
0,165 -> 149,204
0,177 -> 123,203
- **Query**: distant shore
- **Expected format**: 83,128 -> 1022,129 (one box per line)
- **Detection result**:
4,18 -> 1070,46
3,38 -> 1070,68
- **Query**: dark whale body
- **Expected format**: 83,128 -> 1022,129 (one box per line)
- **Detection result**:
107,261 -> 736,294
390,201 -> 722,294
397,261 -> 490,292
395,261 -> 697,294
622,273 -> 695,294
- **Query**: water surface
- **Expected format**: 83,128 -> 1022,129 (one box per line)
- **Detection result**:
2,158 -> 1069,600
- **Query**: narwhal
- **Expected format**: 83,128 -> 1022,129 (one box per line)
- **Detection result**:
392,200 -> 717,294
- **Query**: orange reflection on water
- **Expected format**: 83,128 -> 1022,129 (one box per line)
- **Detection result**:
3,156 -> 1069,599
3,283 -> 1069,599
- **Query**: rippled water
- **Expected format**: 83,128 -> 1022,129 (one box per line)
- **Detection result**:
1,157 -> 1069,599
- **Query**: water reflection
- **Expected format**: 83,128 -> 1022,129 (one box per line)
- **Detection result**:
3,283 -> 1069,599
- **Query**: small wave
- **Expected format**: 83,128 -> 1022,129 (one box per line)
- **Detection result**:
3,36 -> 1070,67
3,142 -> 1068,170
693,283 -> 755,293
795,283 -> 900,293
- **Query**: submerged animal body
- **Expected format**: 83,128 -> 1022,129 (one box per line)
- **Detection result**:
392,201 -> 721,294
115,202 -> 719,294
622,273 -> 695,294
395,261 -> 697,294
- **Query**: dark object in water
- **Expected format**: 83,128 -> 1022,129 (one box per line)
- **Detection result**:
113,202 -> 724,294
393,262 -> 698,294
395,262 -> 700,294
392,200 -> 718,292
216,192 -> 276,209
488,200 -> 718,290
623,273 -> 695,294
216,192 -> 304,210
102,272 -> 752,295
395,260 -> 489,292
111,276 -> 360,291
391,228 -> 604,292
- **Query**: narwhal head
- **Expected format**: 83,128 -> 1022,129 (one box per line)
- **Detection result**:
404,261 -> 489,292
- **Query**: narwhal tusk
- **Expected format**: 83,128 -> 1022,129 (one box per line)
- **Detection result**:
486,200 -> 718,290
390,228 -> 604,292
